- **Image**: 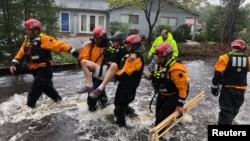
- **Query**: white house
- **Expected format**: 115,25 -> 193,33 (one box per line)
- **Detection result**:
54,0 -> 201,47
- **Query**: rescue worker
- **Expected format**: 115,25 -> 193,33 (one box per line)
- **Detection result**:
9,18 -> 79,108
114,34 -> 144,127
143,42 -> 189,128
77,26 -> 111,111
148,29 -> 178,60
147,29 -> 179,95
211,39 -> 250,125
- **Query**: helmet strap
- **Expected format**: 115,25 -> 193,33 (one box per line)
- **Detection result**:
29,29 -> 39,39
131,43 -> 140,52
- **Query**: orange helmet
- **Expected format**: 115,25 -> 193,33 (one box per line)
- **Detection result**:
93,26 -> 106,38
24,18 -> 42,31
125,34 -> 141,44
155,42 -> 173,57
231,39 -> 246,51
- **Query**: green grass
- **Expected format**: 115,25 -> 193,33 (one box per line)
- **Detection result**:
52,52 -> 78,64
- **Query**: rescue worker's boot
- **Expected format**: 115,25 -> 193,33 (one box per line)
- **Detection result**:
98,96 -> 110,108
114,109 -> 126,127
88,106 -> 97,112
125,106 -> 137,117
54,96 -> 62,102
116,116 -> 126,127
87,95 -> 98,112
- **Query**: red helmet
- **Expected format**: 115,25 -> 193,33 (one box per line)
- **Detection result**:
24,18 -> 42,31
125,34 -> 141,44
155,42 -> 173,57
93,26 -> 106,38
231,39 -> 246,51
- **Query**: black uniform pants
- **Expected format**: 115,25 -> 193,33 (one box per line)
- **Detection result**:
87,76 -> 108,108
114,81 -> 137,125
155,94 -> 178,126
27,67 -> 61,108
218,87 -> 245,125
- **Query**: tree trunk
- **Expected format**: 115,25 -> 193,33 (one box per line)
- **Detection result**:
222,0 -> 241,44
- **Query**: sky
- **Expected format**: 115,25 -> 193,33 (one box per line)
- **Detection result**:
209,0 -> 250,6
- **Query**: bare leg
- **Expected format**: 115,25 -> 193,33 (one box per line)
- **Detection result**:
89,63 -> 118,98
77,60 -> 100,94
81,60 -> 100,85
100,63 -> 118,87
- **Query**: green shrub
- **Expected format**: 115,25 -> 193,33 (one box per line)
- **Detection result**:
154,25 -> 172,38
128,28 -> 140,35
109,21 -> 131,35
172,30 -> 186,42
52,52 -> 78,64
175,24 -> 192,40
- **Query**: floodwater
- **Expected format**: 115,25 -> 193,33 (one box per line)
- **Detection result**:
0,59 -> 250,141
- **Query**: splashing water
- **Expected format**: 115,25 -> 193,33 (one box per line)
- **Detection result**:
0,60 -> 250,141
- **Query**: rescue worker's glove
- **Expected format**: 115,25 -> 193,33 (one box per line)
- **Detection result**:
72,51 -> 79,58
9,59 -> 21,75
10,62 -> 18,67
68,48 -> 79,58
211,85 -> 219,96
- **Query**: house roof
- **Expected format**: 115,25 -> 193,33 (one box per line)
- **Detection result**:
54,0 -> 201,17
108,1 -> 201,17
172,1 -> 202,16
55,0 -> 109,11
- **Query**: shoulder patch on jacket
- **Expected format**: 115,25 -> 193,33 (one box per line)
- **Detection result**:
178,73 -> 183,78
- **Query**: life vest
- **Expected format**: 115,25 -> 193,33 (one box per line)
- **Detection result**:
223,54 -> 248,86
117,52 -> 144,85
103,44 -> 127,65
150,59 -> 178,94
24,33 -> 51,63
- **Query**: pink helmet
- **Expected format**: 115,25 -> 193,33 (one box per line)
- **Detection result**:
24,18 -> 42,31
125,34 -> 141,44
93,26 -> 106,38
155,42 -> 173,57
231,39 -> 246,51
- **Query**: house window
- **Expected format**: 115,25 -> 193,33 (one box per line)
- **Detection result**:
121,14 -> 139,24
90,15 -> 96,31
80,15 -> 87,31
79,14 -> 105,33
160,17 -> 177,26
60,12 -> 70,32
98,16 -> 105,27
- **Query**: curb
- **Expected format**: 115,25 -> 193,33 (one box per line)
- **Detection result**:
0,63 -> 80,76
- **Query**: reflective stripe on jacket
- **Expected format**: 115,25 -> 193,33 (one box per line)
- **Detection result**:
152,62 -> 189,100
13,33 -> 73,70
213,52 -> 250,89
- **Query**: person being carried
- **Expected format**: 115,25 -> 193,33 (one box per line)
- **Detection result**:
90,32 -> 145,98
77,26 -> 111,111
211,39 -> 250,125
78,31 -> 127,99
143,42 -> 189,130
114,34 -> 145,127
9,18 -> 79,108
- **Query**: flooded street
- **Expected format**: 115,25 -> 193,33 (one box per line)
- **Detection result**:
0,59 -> 250,141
